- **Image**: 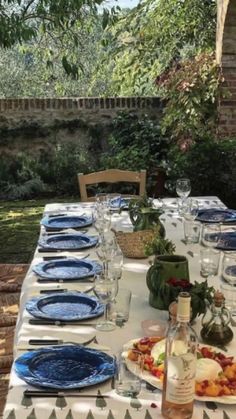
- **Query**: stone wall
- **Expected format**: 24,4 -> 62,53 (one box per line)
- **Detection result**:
0,96 -> 162,157
217,0 -> 236,136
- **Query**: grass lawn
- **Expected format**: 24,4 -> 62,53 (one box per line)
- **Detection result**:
0,197 -> 77,264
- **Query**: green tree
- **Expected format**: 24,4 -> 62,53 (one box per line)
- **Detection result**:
107,0 -> 217,95
0,14 -> 115,97
156,52 -> 222,142
0,0 -> 119,77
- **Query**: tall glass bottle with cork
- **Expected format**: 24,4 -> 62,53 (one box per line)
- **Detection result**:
161,292 -> 197,419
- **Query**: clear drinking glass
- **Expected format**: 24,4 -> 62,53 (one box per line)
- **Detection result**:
96,231 -> 117,274
222,252 -> 236,285
108,288 -> 132,325
183,219 -> 201,244
176,178 -> 191,199
220,282 -> 236,315
182,198 -> 199,221
93,207 -> 111,235
200,247 -> 220,278
115,350 -> 141,397
95,193 -> 108,206
108,247 -> 123,280
93,274 -> 118,331
201,223 -> 221,248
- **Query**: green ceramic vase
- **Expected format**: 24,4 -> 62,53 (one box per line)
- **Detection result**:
146,255 -> 189,309
129,208 -> 165,237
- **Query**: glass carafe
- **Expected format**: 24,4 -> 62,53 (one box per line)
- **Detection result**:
200,290 -> 233,346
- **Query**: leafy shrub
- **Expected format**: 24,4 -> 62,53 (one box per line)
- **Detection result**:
0,143 -> 93,200
156,52 -> 223,144
166,137 -> 236,208
101,112 -> 170,195
35,143 -> 92,195
1,178 -> 46,200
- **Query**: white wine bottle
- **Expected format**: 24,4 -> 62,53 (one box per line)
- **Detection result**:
161,292 -> 197,419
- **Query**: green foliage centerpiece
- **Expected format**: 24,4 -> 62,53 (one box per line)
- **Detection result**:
128,195 -> 165,237
146,256 -> 214,320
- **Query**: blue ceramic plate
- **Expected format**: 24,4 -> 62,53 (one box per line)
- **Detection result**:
216,232 -> 236,251
33,258 -> 102,280
26,292 -> 104,321
110,197 -> 131,210
41,215 -> 93,230
196,208 -> 236,223
38,234 -> 98,251
14,345 -> 115,389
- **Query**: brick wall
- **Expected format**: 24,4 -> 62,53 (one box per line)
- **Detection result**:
217,0 -> 236,136
0,96 -> 162,156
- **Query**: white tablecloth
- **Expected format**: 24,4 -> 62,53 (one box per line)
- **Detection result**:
3,197 -> 236,419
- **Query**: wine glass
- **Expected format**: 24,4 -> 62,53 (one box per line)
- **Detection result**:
108,246 -> 124,280
96,231 -> 117,274
176,178 -> 191,199
93,274 -> 118,331
92,206 -> 111,235
182,198 -> 199,221
201,223 -> 221,248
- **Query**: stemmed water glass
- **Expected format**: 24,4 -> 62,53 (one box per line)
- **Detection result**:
96,231 -> 117,274
92,205 -> 111,236
93,273 -> 118,331
176,178 -> 191,199
176,178 -> 191,216
182,198 -> 199,221
108,246 -> 124,280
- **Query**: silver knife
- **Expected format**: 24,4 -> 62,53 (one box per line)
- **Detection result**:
37,278 -> 94,284
24,390 -> 110,398
28,318 -> 97,326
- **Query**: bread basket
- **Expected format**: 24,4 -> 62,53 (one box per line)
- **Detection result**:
112,229 -> 155,259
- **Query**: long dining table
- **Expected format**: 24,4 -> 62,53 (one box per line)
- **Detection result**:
3,196 -> 236,419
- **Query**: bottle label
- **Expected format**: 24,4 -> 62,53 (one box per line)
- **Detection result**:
166,353 -> 196,404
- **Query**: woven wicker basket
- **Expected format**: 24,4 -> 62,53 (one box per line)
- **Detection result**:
113,229 -> 155,259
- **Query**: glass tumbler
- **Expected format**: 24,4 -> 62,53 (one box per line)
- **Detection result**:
222,252 -> 236,285
115,351 -> 141,397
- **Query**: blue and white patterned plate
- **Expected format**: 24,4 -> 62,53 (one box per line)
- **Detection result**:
216,232 -> 236,251
196,208 -> 236,223
41,215 -> 93,230
14,345 -> 115,389
38,234 -> 98,251
33,258 -> 102,280
110,197 -> 131,210
26,292 -> 104,321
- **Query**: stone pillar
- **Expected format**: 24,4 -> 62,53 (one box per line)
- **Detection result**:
217,0 -> 236,136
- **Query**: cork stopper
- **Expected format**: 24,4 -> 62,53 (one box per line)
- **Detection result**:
177,292 -> 191,322
214,290 -> 225,307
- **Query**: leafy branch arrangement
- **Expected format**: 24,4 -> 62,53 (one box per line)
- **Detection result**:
159,277 -> 214,320
144,231 -> 176,256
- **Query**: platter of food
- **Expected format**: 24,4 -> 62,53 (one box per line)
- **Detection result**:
124,337 -> 236,404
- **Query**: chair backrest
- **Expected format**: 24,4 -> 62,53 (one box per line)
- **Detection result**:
78,169 -> 146,202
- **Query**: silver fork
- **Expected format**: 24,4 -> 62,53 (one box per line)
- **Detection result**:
28,335 -> 96,347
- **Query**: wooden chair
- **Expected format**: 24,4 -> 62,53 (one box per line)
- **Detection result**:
78,169 -> 146,202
